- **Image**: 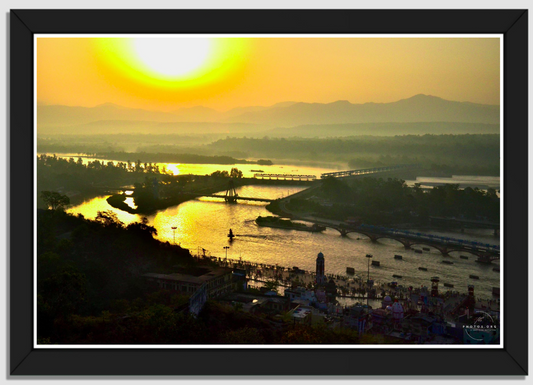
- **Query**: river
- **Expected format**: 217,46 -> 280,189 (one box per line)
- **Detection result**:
67,174 -> 501,300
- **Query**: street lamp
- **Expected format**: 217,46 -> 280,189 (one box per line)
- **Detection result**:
365,254 -> 373,307
171,226 -> 177,245
223,246 -> 230,261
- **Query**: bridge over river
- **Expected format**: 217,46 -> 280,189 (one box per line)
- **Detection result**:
297,220 -> 500,263
320,164 -> 420,179
196,193 -> 273,203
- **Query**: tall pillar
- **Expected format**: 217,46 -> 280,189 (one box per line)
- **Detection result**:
316,252 -> 326,286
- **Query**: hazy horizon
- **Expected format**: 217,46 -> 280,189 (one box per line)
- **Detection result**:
37,93 -> 500,112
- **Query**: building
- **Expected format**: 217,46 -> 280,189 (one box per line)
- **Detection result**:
224,293 -> 291,315
188,283 -> 207,317
344,305 -> 370,334
290,305 -> 327,325
232,268 -> 248,291
143,266 -> 233,299
284,287 -> 317,304
291,307 -> 313,325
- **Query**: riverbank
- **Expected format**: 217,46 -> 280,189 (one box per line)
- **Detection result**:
193,254 -> 500,307
255,216 -> 325,232
106,192 -> 221,215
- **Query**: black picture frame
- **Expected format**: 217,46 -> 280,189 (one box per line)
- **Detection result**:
10,9 -> 527,376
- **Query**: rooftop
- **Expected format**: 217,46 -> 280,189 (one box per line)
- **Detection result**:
292,308 -> 312,319
143,266 -> 233,285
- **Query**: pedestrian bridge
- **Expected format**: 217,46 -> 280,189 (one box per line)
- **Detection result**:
254,173 -> 317,181
202,194 -> 273,203
321,164 -> 420,179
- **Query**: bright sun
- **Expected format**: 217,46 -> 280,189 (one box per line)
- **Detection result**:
95,37 -> 249,92
132,38 -> 213,79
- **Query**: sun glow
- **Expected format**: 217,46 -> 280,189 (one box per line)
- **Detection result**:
92,35 -> 248,99
132,38 -> 212,79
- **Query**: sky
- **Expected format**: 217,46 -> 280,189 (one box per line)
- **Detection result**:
37,36 -> 501,111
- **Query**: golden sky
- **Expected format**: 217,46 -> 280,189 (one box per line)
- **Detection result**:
37,37 -> 501,111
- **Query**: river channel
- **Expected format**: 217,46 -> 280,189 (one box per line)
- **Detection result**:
67,175 -> 501,300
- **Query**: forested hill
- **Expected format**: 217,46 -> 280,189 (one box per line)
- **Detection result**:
267,122 -> 499,138
206,134 -> 500,176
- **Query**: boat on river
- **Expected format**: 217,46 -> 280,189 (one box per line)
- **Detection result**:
228,228 -> 235,241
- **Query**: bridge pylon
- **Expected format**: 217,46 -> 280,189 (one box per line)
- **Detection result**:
475,254 -> 497,264
225,179 -> 238,203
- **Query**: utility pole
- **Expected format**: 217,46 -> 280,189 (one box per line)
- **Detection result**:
223,246 -> 230,261
366,254 -> 373,307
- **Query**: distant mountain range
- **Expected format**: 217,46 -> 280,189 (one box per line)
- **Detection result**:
38,101 -> 299,127
223,94 -> 500,126
170,101 -> 297,122
37,95 -> 500,136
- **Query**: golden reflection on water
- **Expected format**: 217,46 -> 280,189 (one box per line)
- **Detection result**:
124,197 -> 137,210
66,196 -> 140,225
149,203 -> 199,247
66,185 -> 500,298
165,164 -> 181,176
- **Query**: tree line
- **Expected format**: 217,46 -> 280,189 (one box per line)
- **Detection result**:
282,177 -> 500,225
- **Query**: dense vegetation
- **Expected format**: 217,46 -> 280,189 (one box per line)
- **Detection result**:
37,208 -> 388,345
37,208 -> 193,343
37,154 -> 164,206
277,177 -> 500,225
37,133 -> 215,154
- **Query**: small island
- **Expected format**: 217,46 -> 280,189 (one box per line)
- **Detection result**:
255,216 -> 326,232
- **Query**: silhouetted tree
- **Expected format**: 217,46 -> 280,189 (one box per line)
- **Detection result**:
211,170 -> 230,178
95,210 -> 123,228
40,191 -> 70,211
126,217 -> 158,240
39,267 -> 87,320
230,168 -> 243,178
